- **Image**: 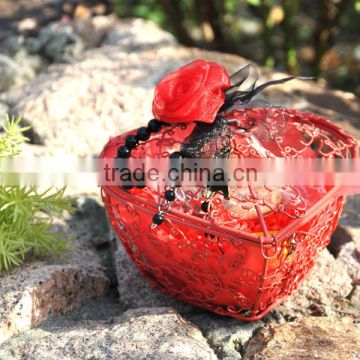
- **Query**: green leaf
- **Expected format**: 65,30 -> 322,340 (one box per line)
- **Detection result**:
0,115 -> 29,159
0,115 -> 74,272
356,0 -> 360,12
247,0 -> 261,6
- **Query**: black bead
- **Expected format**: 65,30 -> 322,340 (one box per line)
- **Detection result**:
136,127 -> 150,141
165,190 -> 176,201
117,145 -> 131,158
125,135 -> 138,149
122,184 -> 133,190
152,213 -> 164,225
201,201 -> 209,213
169,151 -> 182,159
148,119 -> 162,133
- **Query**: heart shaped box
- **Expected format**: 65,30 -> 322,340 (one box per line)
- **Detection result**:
100,108 -> 358,321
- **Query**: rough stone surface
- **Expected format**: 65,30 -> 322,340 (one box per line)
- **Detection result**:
1,18 -> 359,155
0,196 -> 112,344
336,242 -> 360,286
349,286 -> 360,315
1,26 -> 82,62
69,196 -> 110,248
0,54 -> 18,91
243,317 -> 360,360
0,258 -> 110,344
0,18 -> 88,92
187,313 -> 263,360
1,35 -> 26,56
113,231 -> 195,313
103,18 -> 176,50
0,308 -> 218,360
0,19 -> 183,155
0,51 -> 43,92
74,14 -> 117,47
36,22 -> 85,63
0,101 -> 9,117
341,195 -> 360,227
329,225 -> 354,257
338,195 -> 360,251
275,249 -> 353,318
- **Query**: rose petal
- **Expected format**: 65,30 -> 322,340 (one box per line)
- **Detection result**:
152,59 -> 231,124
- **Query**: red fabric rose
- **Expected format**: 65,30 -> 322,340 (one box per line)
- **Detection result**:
152,59 -> 231,124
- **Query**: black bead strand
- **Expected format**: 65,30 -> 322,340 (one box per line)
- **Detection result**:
165,190 -> 176,201
152,213 -> 164,225
117,145 -> 131,158
136,127 -> 150,141
201,201 -> 209,213
148,119 -> 162,133
125,135 -> 138,149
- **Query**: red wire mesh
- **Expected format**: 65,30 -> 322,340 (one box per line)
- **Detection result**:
100,108 -> 358,321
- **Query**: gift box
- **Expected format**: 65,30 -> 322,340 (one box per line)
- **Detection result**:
100,60 -> 358,320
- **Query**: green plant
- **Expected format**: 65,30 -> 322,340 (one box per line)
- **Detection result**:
0,115 -> 74,272
0,115 -> 30,158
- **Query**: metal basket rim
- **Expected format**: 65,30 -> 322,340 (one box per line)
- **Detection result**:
101,109 -> 359,248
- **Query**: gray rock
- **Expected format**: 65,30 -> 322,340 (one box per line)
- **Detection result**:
39,289 -> 125,327
187,313 -> 263,359
68,197 -> 110,248
349,286 -> 360,315
0,35 -> 25,56
0,195 -> 113,344
0,54 -> 17,92
0,20 -> 85,65
0,308 -> 218,360
339,195 -> 360,251
73,15 -> 116,48
13,50 -> 44,80
104,18 -> 176,50
0,52 -> 43,92
0,102 -> 9,117
0,42 -> 188,155
24,37 -> 43,54
37,22 -> 85,63
336,242 -> 360,286
0,258 -> 110,344
113,233 -> 195,313
341,195 -> 360,227
243,317 -> 360,360
329,225 -> 353,257
275,249 -> 353,318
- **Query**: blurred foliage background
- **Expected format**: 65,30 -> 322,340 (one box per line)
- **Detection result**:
112,0 -> 360,96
